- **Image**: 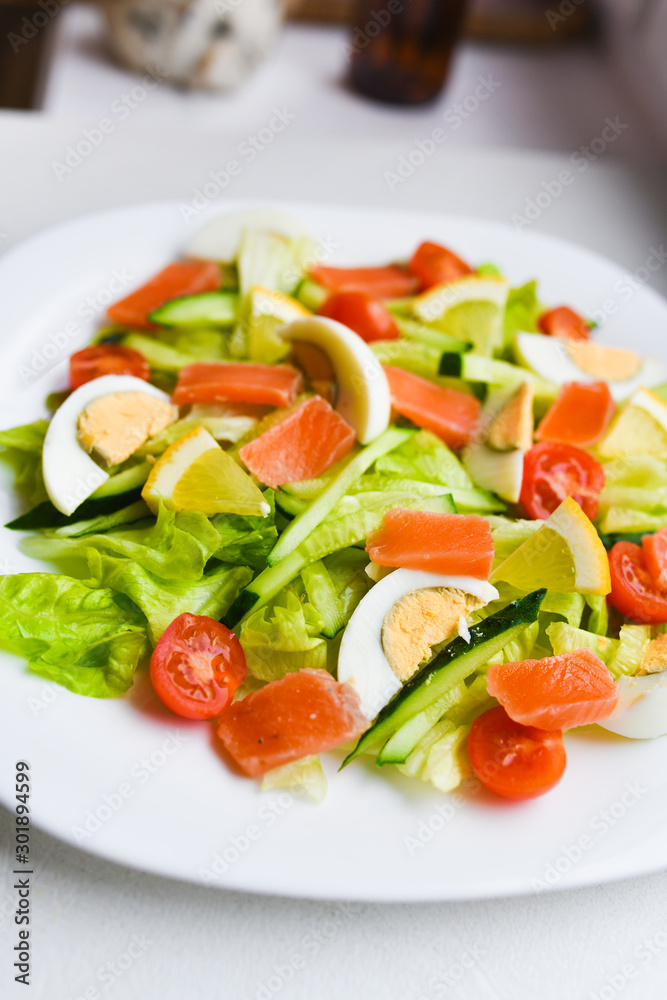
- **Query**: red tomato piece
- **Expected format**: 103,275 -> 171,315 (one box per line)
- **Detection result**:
642,528 -> 667,592
216,669 -> 368,777
173,363 -> 303,407
487,648 -> 618,731
609,541 -> 667,624
408,241 -> 474,292
468,706 -> 567,800
310,264 -> 418,299
383,365 -> 480,451
536,381 -> 615,449
318,291 -> 400,343
366,508 -> 495,580
537,306 -> 590,342
520,441 -> 605,521
69,345 -> 150,390
107,261 -> 221,331
150,613 -> 246,720
239,396 -> 356,488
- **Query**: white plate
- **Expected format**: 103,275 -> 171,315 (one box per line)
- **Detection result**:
1,200 -> 667,903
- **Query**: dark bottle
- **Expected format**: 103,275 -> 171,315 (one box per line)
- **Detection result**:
350,0 -> 468,106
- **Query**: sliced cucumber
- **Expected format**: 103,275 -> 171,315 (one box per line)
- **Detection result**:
301,561 -> 345,638
342,590 -> 546,767
267,428 -> 413,567
440,352 -> 557,404
149,291 -> 238,327
394,316 -> 471,353
376,682 -> 466,765
6,488 -> 145,531
296,279 -> 329,311
274,491 -> 307,518
370,340 -> 444,380
122,334 -> 197,372
92,462 -> 151,498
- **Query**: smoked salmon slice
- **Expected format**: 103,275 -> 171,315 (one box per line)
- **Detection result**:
173,363 -> 303,407
383,365 -> 480,451
107,261 -> 221,330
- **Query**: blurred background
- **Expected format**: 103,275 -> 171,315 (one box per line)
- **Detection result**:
1,0 -> 666,159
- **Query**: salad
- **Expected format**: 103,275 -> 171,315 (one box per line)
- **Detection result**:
3,207 -> 667,805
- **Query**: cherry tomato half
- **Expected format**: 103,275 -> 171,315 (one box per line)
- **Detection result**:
537,306 -> 590,342
408,241 -> 474,292
609,541 -> 667,624
318,291 -> 400,343
150,613 -> 247,720
520,441 -> 605,521
70,344 -> 150,390
468,706 -> 566,800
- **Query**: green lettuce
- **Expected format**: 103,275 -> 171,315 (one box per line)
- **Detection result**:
212,491 -> 278,570
504,280 -> 541,341
239,588 -> 327,681
0,419 -> 49,506
547,621 -> 617,665
0,573 -> 147,697
398,720 -> 471,793
373,430 -> 473,489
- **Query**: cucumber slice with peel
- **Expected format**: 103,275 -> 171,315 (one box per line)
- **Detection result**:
342,590 -> 546,767
149,291 -> 238,327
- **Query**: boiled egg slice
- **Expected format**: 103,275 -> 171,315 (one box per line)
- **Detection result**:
597,672 -> 667,739
515,332 -> 666,402
43,375 -> 174,516
186,209 -> 311,262
278,316 -> 391,444
338,570 -> 498,720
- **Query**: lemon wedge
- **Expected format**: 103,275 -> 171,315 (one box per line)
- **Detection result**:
490,496 -> 611,594
412,275 -> 509,356
142,425 -> 269,516
597,387 -> 667,458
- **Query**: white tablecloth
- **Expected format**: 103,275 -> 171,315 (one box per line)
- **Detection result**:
2,9 -> 667,999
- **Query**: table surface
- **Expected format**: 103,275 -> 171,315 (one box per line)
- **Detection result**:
2,7 -> 667,1000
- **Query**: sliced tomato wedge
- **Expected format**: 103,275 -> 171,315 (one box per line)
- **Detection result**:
383,365 -> 480,451
537,306 -> 590,342
107,261 -> 221,331
642,528 -> 667,592
535,381 -> 615,449
318,291 -> 400,342
609,541 -> 667,624
173,362 -> 303,407
69,344 -> 150,390
468,706 -> 566,800
520,441 -> 605,520
150,613 -> 246,720
310,264 -> 418,299
408,241 -> 474,291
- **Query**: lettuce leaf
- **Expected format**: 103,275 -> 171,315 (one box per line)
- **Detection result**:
398,720 -> 471,793
504,280 -> 541,341
373,430 -> 473,489
584,594 -> 609,636
0,419 -> 49,506
239,588 -> 327,681
261,755 -> 327,802
0,572 -> 147,697
323,548 -> 372,622
547,621 -> 617,665
211,490 -> 278,570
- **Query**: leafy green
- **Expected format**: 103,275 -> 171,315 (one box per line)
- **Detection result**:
0,419 -> 49,506
584,594 -> 609,636
547,621 -> 617,665
323,548 -> 372,623
397,721 -> 471,793
211,491 -> 278,570
0,573 -> 147,697
239,588 -> 327,681
504,280 -> 541,341
374,430 -> 473,489
261,755 -> 328,802
608,624 -> 652,679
